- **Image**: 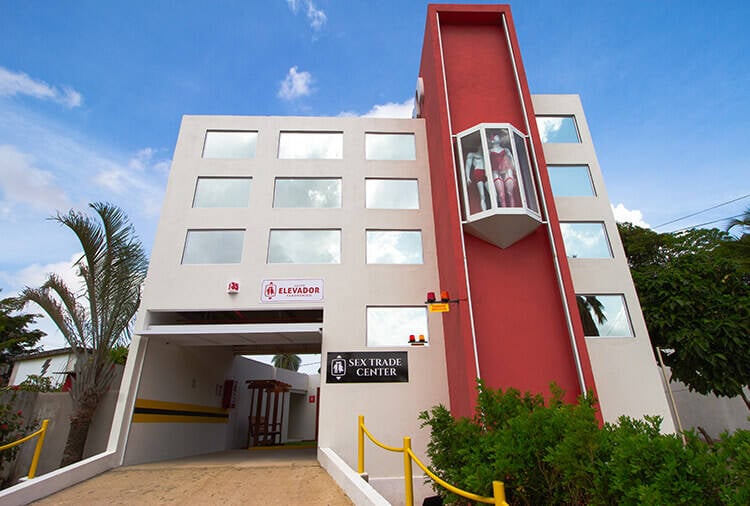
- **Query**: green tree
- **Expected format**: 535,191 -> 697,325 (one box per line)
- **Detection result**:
20,203 -> 148,466
618,222 -> 750,409
0,292 -> 45,385
723,206 -> 750,273
272,353 -> 301,372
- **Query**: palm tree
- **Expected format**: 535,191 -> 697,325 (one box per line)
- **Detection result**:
272,353 -> 301,372
20,203 -> 148,466
576,295 -> 607,337
725,206 -> 749,273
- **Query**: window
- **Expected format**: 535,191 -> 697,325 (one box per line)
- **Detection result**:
536,116 -> 580,143
192,177 -> 252,208
548,165 -> 595,196
182,230 -> 244,264
365,179 -> 419,209
278,132 -> 343,159
560,222 -> 612,258
273,178 -> 342,208
267,229 -> 341,263
365,133 -> 416,160
367,307 -> 428,347
202,131 -> 257,158
576,294 -> 633,337
366,230 -> 423,264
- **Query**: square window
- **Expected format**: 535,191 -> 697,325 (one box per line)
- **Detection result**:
202,131 -> 257,158
576,294 -> 633,337
278,132 -> 343,159
268,230 -> 341,264
273,178 -> 342,208
536,116 -> 580,143
365,133 -> 416,160
560,222 -> 612,258
367,307 -> 428,347
366,230 -> 423,264
548,165 -> 595,196
182,230 -> 244,264
365,179 -> 419,209
193,177 -> 252,208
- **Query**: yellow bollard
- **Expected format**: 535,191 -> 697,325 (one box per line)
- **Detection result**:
403,437 -> 413,506
492,480 -> 507,506
357,415 -> 365,474
28,419 -> 49,479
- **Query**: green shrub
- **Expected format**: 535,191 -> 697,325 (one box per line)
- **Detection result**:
419,380 -> 749,505
0,402 -> 37,465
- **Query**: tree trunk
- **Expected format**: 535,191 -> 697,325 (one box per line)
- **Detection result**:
740,390 -> 750,412
60,406 -> 96,467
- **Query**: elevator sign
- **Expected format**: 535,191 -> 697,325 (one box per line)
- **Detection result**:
260,279 -> 324,303
326,352 -> 408,383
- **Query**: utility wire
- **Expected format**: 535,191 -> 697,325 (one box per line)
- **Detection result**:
653,193 -> 750,229
668,213 -> 745,234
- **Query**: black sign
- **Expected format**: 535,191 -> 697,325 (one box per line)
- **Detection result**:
326,352 -> 408,383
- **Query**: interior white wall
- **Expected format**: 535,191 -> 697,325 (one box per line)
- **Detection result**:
122,340 -> 234,465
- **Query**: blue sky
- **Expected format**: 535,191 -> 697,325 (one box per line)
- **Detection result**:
1,0 -> 748,353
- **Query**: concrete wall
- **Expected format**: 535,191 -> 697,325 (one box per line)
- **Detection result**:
4,367 -> 122,484
533,94 -> 675,431
668,380 -> 750,439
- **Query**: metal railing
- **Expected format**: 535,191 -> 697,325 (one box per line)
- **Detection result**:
0,419 -> 49,480
357,415 -> 509,506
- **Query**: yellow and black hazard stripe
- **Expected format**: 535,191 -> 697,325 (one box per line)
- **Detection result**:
133,399 -> 229,424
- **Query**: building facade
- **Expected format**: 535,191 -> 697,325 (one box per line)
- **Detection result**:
106,4 -> 674,504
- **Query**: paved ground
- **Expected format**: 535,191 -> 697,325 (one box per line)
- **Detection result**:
32,448 -> 354,506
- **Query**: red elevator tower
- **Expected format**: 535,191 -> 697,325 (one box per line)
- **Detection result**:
418,4 -> 598,417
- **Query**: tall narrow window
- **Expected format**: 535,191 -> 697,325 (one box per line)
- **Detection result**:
365,179 -> 419,209
536,116 -> 580,143
193,177 -> 252,208
202,131 -> 257,158
365,133 -> 416,160
548,165 -> 595,196
278,132 -> 343,159
273,178 -> 342,208
366,230 -> 423,264
182,230 -> 244,264
367,307 -> 428,347
576,294 -> 633,337
560,222 -> 612,258
268,230 -> 341,264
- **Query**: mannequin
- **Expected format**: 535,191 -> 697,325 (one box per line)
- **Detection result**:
465,148 -> 492,211
488,131 -> 518,207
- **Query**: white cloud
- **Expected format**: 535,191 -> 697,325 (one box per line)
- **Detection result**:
537,117 -> 562,143
0,144 -> 70,214
14,252 -> 84,294
94,147 -> 171,216
361,98 -> 414,118
286,0 -> 327,31
0,66 -> 82,108
611,203 -> 650,228
278,66 -> 313,100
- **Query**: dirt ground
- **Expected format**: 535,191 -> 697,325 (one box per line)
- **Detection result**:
32,449 -> 354,506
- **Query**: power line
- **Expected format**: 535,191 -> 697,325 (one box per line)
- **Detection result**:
668,213 -> 745,234
653,193 -> 750,230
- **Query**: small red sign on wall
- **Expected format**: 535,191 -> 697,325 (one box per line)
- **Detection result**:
308,395 -> 316,403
